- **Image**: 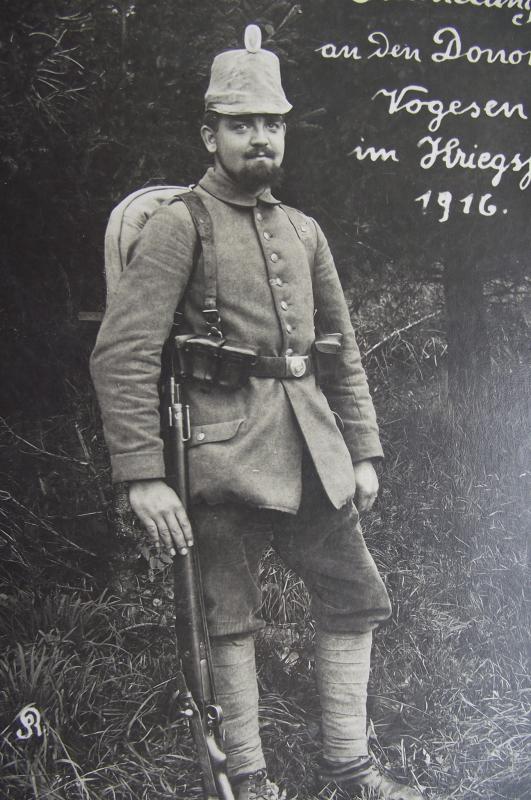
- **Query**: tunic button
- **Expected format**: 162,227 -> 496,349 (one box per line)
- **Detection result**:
263,231 -> 272,240
197,432 -> 206,442
270,253 -> 279,263
276,277 -> 283,286
285,348 -> 294,356
286,323 -> 293,334
301,223 -> 308,232
256,212 -> 263,222
280,301 -> 288,311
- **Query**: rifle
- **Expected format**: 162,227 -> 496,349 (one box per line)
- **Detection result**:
166,372 -> 235,800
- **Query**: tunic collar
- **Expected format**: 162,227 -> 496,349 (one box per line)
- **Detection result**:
198,167 -> 281,207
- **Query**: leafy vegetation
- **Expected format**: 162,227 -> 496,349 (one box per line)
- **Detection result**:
1,283 -> 528,797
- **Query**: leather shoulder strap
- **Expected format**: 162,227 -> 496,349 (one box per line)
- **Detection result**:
170,191 -> 221,335
278,204 -> 317,278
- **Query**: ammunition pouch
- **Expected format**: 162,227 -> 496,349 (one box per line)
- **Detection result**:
174,335 -> 258,389
173,332 -> 343,389
313,333 -> 343,384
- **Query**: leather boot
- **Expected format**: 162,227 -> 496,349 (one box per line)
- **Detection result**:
319,757 -> 424,799
233,769 -> 281,800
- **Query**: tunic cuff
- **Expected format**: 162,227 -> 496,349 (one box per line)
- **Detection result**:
345,433 -> 384,464
110,451 -> 166,484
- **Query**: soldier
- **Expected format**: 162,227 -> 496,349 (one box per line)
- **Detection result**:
91,25 -> 423,800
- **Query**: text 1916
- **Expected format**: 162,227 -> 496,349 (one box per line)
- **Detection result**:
414,190 -> 505,223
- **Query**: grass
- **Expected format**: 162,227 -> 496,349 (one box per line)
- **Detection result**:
0,323 -> 529,798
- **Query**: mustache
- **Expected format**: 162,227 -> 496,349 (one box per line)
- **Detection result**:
244,148 -> 276,159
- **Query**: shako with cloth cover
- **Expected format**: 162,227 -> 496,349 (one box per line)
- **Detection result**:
204,24 -> 292,116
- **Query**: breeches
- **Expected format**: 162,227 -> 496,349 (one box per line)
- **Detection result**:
191,455 -> 391,637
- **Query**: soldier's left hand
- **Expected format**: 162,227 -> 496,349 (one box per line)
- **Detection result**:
352,459 -> 379,511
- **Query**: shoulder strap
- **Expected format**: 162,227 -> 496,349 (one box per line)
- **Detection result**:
278,205 -> 316,279
169,191 -> 222,337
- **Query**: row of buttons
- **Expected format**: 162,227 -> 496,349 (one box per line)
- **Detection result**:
269,275 -> 290,312
255,206 -> 294,340
256,211 -> 279,260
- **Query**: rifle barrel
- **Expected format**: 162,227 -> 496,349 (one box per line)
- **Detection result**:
169,382 -> 235,800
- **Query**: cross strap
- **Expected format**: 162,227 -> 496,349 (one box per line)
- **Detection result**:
170,191 -> 222,336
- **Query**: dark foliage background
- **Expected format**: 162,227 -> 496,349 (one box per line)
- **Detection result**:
1,0 -> 528,412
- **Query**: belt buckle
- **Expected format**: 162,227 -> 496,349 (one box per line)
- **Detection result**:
286,355 -> 307,378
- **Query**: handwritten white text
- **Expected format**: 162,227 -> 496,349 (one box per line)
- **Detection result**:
348,138 -> 400,161
350,0 -> 531,26
373,85 -> 528,132
418,136 -> 531,189
432,26 -> 531,65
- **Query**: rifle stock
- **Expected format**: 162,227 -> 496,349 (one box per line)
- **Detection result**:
168,376 -> 235,800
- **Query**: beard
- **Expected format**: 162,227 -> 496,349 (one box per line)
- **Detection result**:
238,160 -> 285,192
221,152 -> 285,193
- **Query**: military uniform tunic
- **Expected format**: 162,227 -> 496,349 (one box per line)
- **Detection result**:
90,168 -> 384,513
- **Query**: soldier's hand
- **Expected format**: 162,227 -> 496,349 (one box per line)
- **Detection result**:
352,459 -> 379,512
128,479 -> 193,556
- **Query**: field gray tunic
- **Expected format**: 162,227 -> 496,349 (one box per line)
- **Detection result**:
90,168 -> 384,513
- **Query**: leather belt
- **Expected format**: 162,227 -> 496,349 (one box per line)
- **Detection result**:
251,354 -> 314,379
